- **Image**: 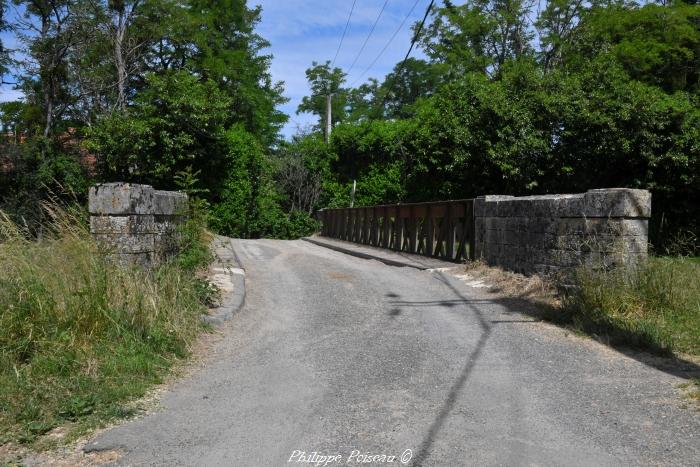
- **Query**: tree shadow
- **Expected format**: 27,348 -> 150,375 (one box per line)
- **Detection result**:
492,294 -> 700,379
385,270 -> 700,465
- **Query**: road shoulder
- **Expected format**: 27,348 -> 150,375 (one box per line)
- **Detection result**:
203,235 -> 247,326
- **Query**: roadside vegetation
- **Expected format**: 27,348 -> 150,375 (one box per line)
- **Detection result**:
0,202 -> 212,447
0,0 -> 698,444
558,256 -> 700,357
463,255 -> 700,358
679,378 -> 700,402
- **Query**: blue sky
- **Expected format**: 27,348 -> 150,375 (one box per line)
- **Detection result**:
257,0 -> 430,138
0,0 -> 430,139
0,3 -> 23,104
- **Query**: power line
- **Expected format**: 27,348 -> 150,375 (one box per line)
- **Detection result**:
345,0 -> 391,76
350,0 -> 423,88
331,0 -> 358,68
378,0 -> 435,105
397,0 -> 434,74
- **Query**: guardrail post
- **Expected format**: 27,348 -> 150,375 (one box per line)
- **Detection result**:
446,202 -> 455,260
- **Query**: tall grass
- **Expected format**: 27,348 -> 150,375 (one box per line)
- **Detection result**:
0,204 -> 207,445
557,256 -> 700,356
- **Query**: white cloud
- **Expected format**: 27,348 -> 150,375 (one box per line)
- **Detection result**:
1,1 -> 431,138
0,88 -> 23,102
258,0 -> 430,139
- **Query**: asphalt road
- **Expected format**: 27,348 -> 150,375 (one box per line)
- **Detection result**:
86,239 -> 700,466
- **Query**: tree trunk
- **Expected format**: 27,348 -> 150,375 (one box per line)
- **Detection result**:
115,10 -> 127,110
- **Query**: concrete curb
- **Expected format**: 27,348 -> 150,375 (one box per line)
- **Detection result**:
202,236 -> 246,326
301,236 -> 447,270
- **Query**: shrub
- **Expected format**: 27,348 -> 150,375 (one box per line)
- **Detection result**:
211,126 -> 290,239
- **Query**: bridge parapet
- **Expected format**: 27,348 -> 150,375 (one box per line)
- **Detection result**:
474,188 -> 650,275
89,183 -> 188,268
318,188 -> 650,276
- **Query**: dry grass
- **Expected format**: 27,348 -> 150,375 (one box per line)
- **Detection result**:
457,255 -> 700,358
559,255 -> 700,356
460,260 -> 560,308
0,204 -> 209,448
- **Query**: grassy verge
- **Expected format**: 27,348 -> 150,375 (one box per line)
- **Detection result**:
0,204 -> 211,448
553,256 -> 700,356
460,255 -> 699,358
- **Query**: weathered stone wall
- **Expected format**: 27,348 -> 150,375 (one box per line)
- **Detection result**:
89,183 -> 188,268
474,188 -> 651,276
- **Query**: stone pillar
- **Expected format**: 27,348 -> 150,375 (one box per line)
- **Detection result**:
89,183 -> 188,268
473,188 -> 651,275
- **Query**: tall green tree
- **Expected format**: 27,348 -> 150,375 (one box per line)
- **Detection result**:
297,61 -> 348,129
380,58 -> 443,118
419,0 -> 535,77
343,59 -> 443,121
88,71 -> 233,191
188,0 -> 287,146
535,0 -> 585,73
0,0 -> 10,79
566,2 -> 700,93
15,0 -> 83,140
138,0 -> 287,146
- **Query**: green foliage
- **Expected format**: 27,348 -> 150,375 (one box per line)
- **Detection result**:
319,119 -> 410,207
420,0 -> 535,76
297,61 -> 349,128
380,58 -> 444,119
284,209 -> 320,239
4,0 -> 288,241
174,167 -> 214,273
0,129 -> 91,233
87,72 -> 232,191
211,126 -> 286,238
555,256 -> 700,355
317,49 -> 699,250
0,206 -> 208,445
184,0 -> 288,146
210,127 -> 321,239
570,3 -> 700,93
0,0 -> 8,77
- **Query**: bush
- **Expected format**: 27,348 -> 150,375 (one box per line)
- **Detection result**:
0,205 -> 208,445
282,209 -> 320,238
87,71 -> 232,192
211,126 -> 313,239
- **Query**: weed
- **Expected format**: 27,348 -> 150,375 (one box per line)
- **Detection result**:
557,256 -> 700,355
0,203 -> 209,446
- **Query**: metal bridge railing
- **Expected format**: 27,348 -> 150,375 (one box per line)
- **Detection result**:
318,199 -> 475,262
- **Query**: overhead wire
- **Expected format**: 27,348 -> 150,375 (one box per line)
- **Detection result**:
378,0 -> 435,108
350,0 -> 423,88
396,0 -> 435,76
345,0 -> 391,75
377,0 -> 436,169
330,0 -> 358,68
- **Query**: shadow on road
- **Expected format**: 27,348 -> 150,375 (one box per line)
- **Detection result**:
387,272 -> 493,467
494,295 -> 700,381
389,275 -> 700,386
385,270 -> 700,465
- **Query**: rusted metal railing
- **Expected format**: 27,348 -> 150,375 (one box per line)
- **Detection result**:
319,200 -> 475,262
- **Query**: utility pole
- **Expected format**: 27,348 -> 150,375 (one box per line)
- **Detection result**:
325,94 -> 332,144
350,180 -> 356,208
